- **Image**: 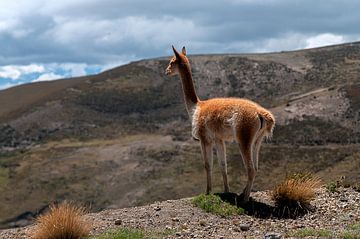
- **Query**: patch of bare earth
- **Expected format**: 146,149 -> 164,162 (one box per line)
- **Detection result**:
1,187 -> 358,239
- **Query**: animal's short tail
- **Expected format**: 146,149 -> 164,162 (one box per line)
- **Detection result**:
258,111 -> 275,138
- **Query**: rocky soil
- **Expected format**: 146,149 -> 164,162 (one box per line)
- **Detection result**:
1,187 -> 359,239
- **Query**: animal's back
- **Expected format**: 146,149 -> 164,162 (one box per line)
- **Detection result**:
192,98 -> 275,140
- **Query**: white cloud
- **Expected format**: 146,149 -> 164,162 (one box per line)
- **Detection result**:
32,72 -> 63,82
249,32 -> 360,53
0,62 -> 103,87
254,32 -> 307,53
59,63 -> 87,76
0,64 -> 45,80
0,19 -> 17,32
305,33 -> 345,49
0,66 -> 21,79
47,16 -> 198,52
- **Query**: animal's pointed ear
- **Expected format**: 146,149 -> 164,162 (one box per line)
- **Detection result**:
172,45 -> 181,59
182,46 -> 186,56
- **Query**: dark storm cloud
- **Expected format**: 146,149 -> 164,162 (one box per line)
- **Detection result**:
1,0 -> 360,66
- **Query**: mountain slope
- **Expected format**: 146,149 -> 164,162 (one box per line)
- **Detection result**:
0,42 -> 359,228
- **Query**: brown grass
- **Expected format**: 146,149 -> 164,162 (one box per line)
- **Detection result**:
29,201 -> 91,239
271,173 -> 322,211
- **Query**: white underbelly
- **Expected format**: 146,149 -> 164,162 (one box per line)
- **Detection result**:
191,106 -> 200,139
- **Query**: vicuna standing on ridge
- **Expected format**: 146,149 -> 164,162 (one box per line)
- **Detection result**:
165,46 -> 275,202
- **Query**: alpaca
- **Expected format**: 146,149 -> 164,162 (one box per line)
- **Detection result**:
165,46 -> 275,202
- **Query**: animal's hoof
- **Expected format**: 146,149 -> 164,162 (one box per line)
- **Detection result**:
238,193 -> 250,203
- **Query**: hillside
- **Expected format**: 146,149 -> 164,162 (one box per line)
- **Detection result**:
0,42 -> 359,228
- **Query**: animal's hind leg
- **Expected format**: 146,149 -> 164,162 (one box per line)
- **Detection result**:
253,130 -> 266,171
200,139 -> 213,194
238,144 -> 255,202
215,139 -> 230,193
237,123 -> 259,202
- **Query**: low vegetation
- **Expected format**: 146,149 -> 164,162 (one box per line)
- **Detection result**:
289,228 -> 333,238
289,223 -> 360,239
326,181 -> 338,193
90,227 -> 173,239
354,184 -> 360,192
192,194 -> 244,217
326,178 -> 359,194
341,223 -> 360,239
29,201 -> 90,239
0,167 -> 9,188
271,173 -> 321,215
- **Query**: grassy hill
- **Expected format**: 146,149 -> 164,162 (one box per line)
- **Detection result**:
0,42 -> 359,228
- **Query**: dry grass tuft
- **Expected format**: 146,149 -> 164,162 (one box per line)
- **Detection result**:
29,201 -> 91,239
271,173 -> 322,216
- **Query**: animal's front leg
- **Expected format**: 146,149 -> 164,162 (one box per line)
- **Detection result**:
200,140 -> 213,194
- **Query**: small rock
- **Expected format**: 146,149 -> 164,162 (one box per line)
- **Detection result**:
175,231 -> 181,237
172,217 -> 180,222
181,223 -> 188,230
240,224 -> 250,231
264,232 -> 283,239
199,220 -> 206,226
114,219 -> 122,225
232,219 -> 240,225
154,206 -> 161,211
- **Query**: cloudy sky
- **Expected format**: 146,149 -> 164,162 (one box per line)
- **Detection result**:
1,0 -> 360,90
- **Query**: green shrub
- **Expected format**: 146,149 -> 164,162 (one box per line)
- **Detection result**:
326,181 -> 338,193
192,194 -> 244,217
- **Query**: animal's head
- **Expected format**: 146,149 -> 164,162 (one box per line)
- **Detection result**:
165,45 -> 189,76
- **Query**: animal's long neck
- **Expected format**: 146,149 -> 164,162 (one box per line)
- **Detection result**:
178,63 -> 199,113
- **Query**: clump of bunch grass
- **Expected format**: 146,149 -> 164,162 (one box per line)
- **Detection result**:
192,194 -> 244,217
271,173 -> 321,216
29,201 -> 91,239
